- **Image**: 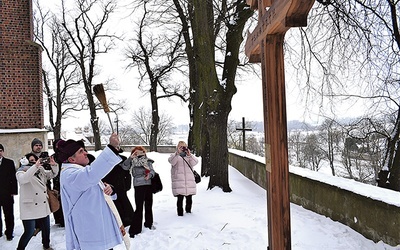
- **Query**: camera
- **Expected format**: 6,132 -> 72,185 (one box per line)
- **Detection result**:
181,146 -> 188,152
40,152 -> 52,170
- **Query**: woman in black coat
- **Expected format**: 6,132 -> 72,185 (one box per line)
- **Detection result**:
102,148 -> 134,227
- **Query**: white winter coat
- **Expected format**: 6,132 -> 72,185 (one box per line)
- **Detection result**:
16,164 -> 59,220
168,153 -> 199,196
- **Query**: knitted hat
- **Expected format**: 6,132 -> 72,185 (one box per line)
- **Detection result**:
57,139 -> 85,163
31,138 -> 43,149
0,144 -> 4,151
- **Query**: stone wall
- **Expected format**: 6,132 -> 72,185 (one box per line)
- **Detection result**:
290,173 -> 400,246
0,129 -> 48,166
80,145 -> 177,154
228,149 -> 400,246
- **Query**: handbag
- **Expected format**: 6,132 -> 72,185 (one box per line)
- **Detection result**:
193,170 -> 201,184
151,172 -> 163,194
47,188 -> 60,212
182,156 -> 201,184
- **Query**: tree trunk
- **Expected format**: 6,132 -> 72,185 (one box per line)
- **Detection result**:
85,82 -> 101,151
388,141 -> 400,191
208,110 -> 231,191
89,109 -> 101,150
173,0 -> 197,152
380,108 -> 400,190
150,85 -> 159,152
190,0 -> 215,177
176,0 -> 253,190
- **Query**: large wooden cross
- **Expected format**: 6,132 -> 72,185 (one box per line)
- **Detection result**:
245,0 -> 315,249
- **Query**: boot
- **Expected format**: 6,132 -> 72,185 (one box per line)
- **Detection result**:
185,204 -> 192,213
177,207 -> 183,216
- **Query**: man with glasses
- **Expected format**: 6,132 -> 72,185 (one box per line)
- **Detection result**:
0,144 -> 18,241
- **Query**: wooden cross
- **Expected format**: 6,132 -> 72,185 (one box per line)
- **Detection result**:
245,0 -> 315,249
236,117 -> 252,151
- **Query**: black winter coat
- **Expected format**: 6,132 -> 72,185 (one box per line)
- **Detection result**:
0,157 -> 18,205
102,154 -> 134,226
103,154 -> 132,192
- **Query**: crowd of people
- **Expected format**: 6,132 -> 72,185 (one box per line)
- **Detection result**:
0,135 -> 199,250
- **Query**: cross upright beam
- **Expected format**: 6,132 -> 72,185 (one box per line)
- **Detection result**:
244,0 -> 315,249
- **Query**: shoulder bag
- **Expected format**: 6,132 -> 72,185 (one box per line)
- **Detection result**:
47,188 -> 60,212
151,172 -> 163,194
181,156 -> 201,184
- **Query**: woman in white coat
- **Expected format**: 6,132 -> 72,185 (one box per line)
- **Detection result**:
16,153 -> 59,250
168,141 -> 199,216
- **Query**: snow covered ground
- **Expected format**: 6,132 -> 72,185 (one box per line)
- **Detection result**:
3,152 -> 399,249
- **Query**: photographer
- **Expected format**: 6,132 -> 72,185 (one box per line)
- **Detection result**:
16,153 -> 59,250
121,146 -> 155,237
24,138 -> 53,236
168,141 -> 199,216
28,138 -> 52,187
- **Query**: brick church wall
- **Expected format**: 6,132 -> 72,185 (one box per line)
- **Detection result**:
0,0 -> 44,129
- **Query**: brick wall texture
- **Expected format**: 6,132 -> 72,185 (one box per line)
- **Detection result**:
0,0 -> 44,129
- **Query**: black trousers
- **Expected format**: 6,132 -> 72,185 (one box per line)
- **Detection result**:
114,191 -> 134,227
129,185 -> 153,235
53,196 -> 64,227
177,195 -> 192,214
0,201 -> 14,238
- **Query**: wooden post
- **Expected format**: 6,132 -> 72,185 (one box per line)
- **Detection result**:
236,117 -> 252,151
245,0 -> 315,249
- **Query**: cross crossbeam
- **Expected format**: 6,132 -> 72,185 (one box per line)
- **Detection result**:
245,0 -> 314,63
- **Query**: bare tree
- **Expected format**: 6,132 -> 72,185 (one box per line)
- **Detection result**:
303,133 -> 324,171
173,0 -> 254,192
245,135 -> 264,157
318,118 -> 342,176
288,130 -> 306,166
33,1 -> 85,139
125,0 -> 254,191
60,0 -> 118,150
286,1 -> 400,190
345,117 -> 389,184
116,123 -> 143,146
227,120 -> 242,150
131,107 -> 174,145
126,1 -> 188,152
341,137 -> 359,179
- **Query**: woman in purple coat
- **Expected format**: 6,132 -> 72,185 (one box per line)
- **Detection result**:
168,141 -> 199,216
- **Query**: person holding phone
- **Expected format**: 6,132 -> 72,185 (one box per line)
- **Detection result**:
168,141 -> 199,216
16,153 -> 59,250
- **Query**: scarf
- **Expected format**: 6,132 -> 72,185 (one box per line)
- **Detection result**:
132,156 -> 149,169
